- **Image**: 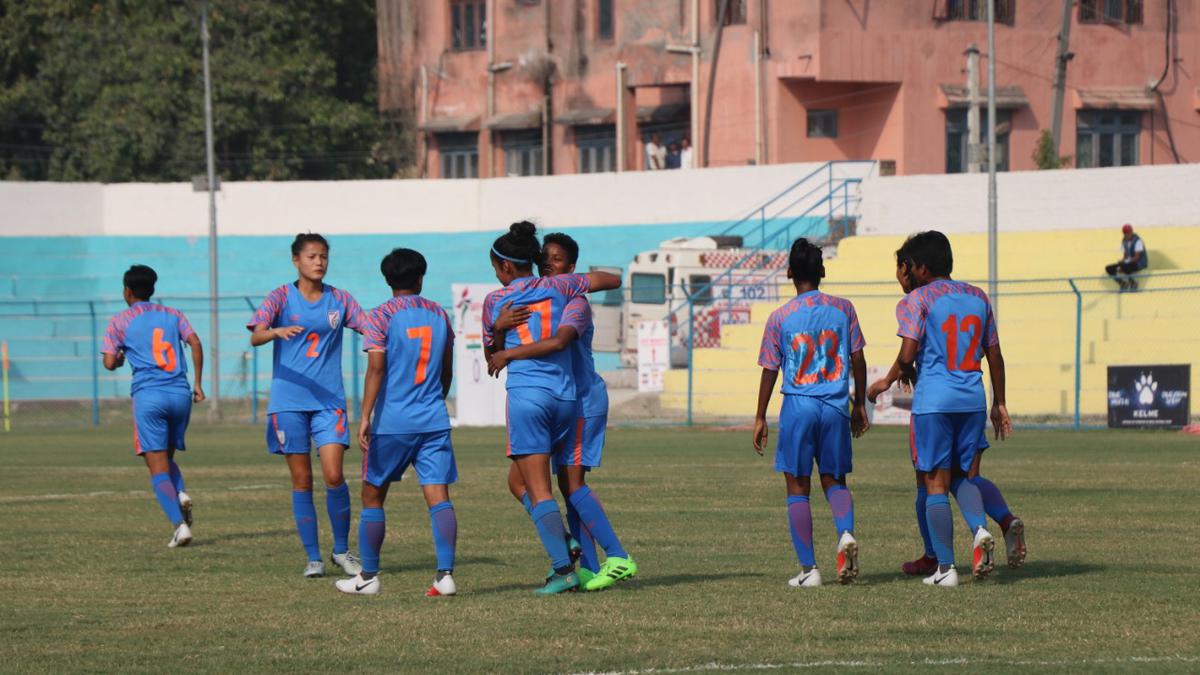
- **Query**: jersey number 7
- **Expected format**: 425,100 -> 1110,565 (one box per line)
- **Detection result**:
516,299 -> 553,346
407,326 -> 433,384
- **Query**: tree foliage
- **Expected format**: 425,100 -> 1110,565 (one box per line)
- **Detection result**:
1032,129 -> 1072,170
0,1 -> 412,181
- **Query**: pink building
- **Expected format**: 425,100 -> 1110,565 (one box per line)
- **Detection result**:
376,0 -> 1198,178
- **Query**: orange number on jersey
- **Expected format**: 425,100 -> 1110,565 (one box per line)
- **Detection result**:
790,333 -> 818,385
151,328 -> 178,372
306,333 -> 320,358
516,299 -> 553,346
407,326 -> 433,384
941,314 -> 984,372
818,329 -> 843,382
791,330 -> 843,385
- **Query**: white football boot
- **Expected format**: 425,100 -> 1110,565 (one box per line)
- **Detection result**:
336,574 -> 380,596
303,560 -> 326,578
971,528 -> 996,580
922,565 -> 959,587
177,491 -> 193,527
168,522 -> 193,548
835,532 -> 859,585
788,567 -> 822,588
426,573 -> 457,597
1003,518 -> 1026,569
331,550 -> 363,576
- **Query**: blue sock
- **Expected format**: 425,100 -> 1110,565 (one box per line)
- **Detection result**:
786,495 -> 816,568
566,500 -> 600,573
291,490 -> 321,562
359,507 -> 385,574
150,473 -> 184,526
326,483 -> 351,555
915,485 -> 936,558
520,492 -> 534,516
971,475 -> 1015,529
568,486 -> 628,559
951,476 -> 988,534
925,493 -> 955,566
428,501 -> 457,572
530,499 -> 572,571
824,484 -> 855,536
168,458 -> 186,492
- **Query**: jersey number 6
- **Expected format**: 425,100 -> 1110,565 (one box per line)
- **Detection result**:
790,329 -> 843,385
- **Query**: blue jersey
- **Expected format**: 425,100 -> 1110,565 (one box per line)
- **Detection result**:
561,296 -> 609,418
897,279 -> 999,414
758,291 -> 865,417
248,283 -> 367,413
102,302 -> 196,397
482,274 -> 592,399
362,295 -> 454,435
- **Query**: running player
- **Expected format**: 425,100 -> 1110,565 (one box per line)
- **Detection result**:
752,239 -> 869,588
337,248 -> 458,597
481,221 -> 622,594
868,244 -> 1026,577
101,265 -> 204,548
488,232 -> 635,592
248,233 -> 367,579
883,231 -> 1013,587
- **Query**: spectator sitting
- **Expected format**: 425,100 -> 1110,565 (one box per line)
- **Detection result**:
645,133 -> 666,170
1105,223 -> 1148,291
665,142 -> 681,169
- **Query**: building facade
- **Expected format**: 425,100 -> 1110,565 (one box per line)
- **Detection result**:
377,0 -> 1199,178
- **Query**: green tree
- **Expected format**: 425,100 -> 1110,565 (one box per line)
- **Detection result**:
1032,129 -> 1072,170
0,0 -> 411,182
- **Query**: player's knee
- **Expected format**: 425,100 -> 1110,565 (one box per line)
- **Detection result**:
323,473 -> 345,489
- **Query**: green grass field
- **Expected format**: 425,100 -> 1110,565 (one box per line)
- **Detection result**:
1,424 -> 1198,673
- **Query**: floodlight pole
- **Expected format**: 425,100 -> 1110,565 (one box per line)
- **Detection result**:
201,0 -> 221,418
986,1 -> 999,311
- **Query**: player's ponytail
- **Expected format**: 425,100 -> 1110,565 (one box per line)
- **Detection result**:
788,238 -> 825,287
490,221 -> 541,270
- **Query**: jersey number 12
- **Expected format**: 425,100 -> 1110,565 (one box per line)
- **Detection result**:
941,314 -> 983,371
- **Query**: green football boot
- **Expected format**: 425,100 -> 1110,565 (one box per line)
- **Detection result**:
534,571 -> 580,595
583,556 -> 638,592
577,567 -> 597,588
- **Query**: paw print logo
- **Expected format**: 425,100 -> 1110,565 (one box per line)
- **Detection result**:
1134,372 -> 1157,406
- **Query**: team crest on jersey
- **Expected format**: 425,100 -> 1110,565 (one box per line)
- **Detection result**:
275,428 -> 287,447
328,311 -> 340,329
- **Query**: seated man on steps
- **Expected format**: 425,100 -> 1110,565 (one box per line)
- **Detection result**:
1105,224 -> 1148,291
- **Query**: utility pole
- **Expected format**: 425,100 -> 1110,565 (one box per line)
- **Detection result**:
200,0 -> 221,418
1050,0 -> 1074,158
986,0 -> 999,309
966,43 -> 981,173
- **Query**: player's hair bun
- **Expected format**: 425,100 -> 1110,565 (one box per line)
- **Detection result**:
509,220 -> 538,241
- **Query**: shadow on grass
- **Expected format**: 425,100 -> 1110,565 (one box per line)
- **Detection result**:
377,555 -> 507,574
189,529 -> 295,546
468,571 -> 765,596
991,559 -> 1104,583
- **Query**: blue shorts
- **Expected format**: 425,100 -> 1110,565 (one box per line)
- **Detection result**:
266,409 -> 349,454
505,388 -> 576,457
775,395 -> 852,478
132,390 -> 191,455
910,411 -> 990,473
552,414 -> 606,471
364,431 -> 457,487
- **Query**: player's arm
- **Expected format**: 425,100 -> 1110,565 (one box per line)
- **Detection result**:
185,333 -> 206,402
487,325 -> 579,376
102,351 -> 124,371
440,338 -> 454,399
986,343 -> 1012,441
752,368 -> 779,456
584,270 -> 622,292
850,349 -> 869,438
358,350 -> 386,450
896,337 -> 919,387
249,323 -> 303,346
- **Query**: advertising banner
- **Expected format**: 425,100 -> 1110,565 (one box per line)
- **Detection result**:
637,320 -> 670,393
1107,364 -> 1190,429
452,283 -> 507,426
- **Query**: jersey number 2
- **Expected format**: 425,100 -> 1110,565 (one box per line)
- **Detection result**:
152,328 -> 178,372
941,314 -> 983,371
516,299 -> 553,346
790,330 -> 842,385
407,326 -> 433,384
305,333 -> 320,358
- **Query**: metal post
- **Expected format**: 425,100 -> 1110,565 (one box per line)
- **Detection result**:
966,44 -> 980,173
1050,0 -> 1074,156
89,301 -> 100,427
615,62 -> 627,172
251,347 -> 259,425
827,162 -> 834,222
686,297 -> 695,427
986,4 -> 999,311
201,0 -> 221,418
1069,279 -> 1082,431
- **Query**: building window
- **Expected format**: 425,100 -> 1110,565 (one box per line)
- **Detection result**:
451,0 -> 486,51
1076,110 -> 1140,168
576,125 -> 616,173
437,132 -> 479,179
806,110 -> 838,138
597,0 -> 614,40
716,0 -> 747,26
945,108 -> 1011,173
943,0 -> 1015,23
502,129 -> 544,177
1080,0 -> 1142,24
631,273 -> 667,304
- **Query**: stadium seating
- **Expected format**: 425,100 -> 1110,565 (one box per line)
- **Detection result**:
663,226 -> 1200,421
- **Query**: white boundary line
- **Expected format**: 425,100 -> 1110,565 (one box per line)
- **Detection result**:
0,484 -> 278,504
571,655 -> 1199,675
